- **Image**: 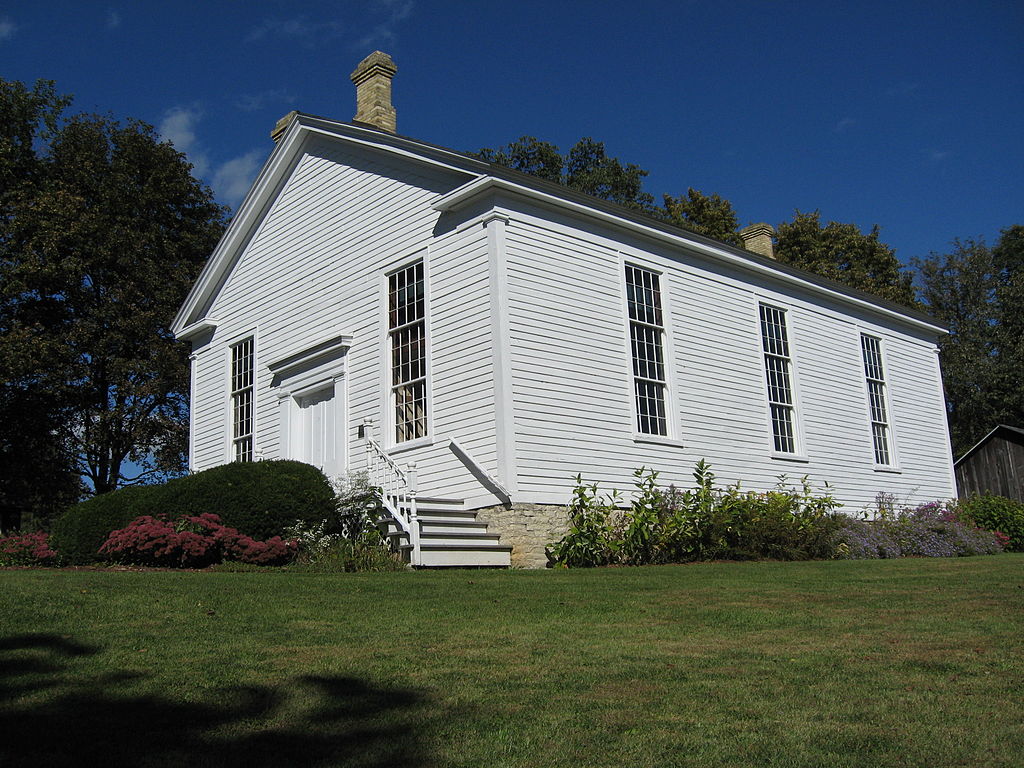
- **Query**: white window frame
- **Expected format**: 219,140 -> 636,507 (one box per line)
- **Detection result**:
622,259 -> 675,441
383,255 -> 432,448
756,302 -> 806,460
227,332 -> 257,463
859,332 -> 899,470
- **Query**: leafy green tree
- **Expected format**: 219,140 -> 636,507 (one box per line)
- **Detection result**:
562,137 -> 655,212
474,136 -> 562,183
774,210 -> 917,307
915,227 -> 1024,455
1,78 -> 227,515
476,135 -> 655,212
0,79 -> 79,529
661,188 -> 743,246
915,238 -> 1002,455
991,225 -> 1024,426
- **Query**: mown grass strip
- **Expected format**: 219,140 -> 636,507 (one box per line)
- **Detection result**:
2,556 -> 1022,767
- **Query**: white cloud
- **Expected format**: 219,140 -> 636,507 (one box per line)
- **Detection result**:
246,15 -> 345,45
158,105 -> 264,208
834,117 -> 856,133
235,89 -> 296,112
106,9 -> 121,29
356,0 -> 414,49
246,2 -> 414,50
375,0 -> 414,20
0,18 -> 17,40
885,81 -> 919,98
213,150 -> 264,208
157,105 -> 209,177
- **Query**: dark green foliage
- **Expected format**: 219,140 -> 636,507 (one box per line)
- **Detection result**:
774,210 -> 917,307
991,226 -> 1024,434
51,460 -> 335,563
660,188 -> 743,246
474,136 -> 562,183
0,80 -> 82,530
657,462 -> 842,562
50,484 -> 154,564
0,385 -> 83,532
563,137 -> 656,212
915,228 -> 1024,454
0,76 -> 227,502
957,494 -> 1024,551
476,136 -> 656,213
550,461 -> 842,567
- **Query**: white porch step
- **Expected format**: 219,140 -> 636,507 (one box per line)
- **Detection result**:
400,542 -> 513,567
375,497 -> 510,568
420,520 -> 490,535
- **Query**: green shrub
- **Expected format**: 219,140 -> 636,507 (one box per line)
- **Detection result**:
286,518 -> 405,573
956,494 -> 1024,551
291,538 -> 406,573
325,473 -> 383,539
548,475 -> 618,567
51,460 -> 335,564
50,484 -> 156,565
549,461 -> 843,567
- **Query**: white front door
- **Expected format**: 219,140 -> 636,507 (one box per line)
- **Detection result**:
290,380 -> 344,477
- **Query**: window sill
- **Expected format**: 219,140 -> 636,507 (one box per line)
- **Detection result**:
386,436 -> 435,455
633,434 -> 686,448
770,452 -> 810,463
873,465 -> 902,474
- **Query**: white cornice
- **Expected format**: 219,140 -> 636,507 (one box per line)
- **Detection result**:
267,334 -> 353,377
171,115 -> 480,336
174,319 -> 218,341
172,113 -> 944,340
434,176 -> 946,336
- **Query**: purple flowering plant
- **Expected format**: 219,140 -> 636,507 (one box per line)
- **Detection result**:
832,498 -> 1005,559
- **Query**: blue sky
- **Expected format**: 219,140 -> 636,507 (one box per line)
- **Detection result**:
2,0 -> 1021,264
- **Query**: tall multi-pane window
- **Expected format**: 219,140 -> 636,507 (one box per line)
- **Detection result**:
389,260 -> 427,443
861,334 -> 892,465
230,337 -> 254,462
759,304 -> 797,454
625,264 -> 668,436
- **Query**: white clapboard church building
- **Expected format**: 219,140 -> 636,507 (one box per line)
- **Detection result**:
172,52 -> 956,567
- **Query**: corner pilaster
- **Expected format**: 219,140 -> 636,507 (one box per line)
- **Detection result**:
483,211 -> 518,497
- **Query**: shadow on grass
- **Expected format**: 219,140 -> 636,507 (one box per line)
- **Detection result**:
0,633 -> 438,768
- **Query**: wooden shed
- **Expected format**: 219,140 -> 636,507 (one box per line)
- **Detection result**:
954,425 -> 1024,501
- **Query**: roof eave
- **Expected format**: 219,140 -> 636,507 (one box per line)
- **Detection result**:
435,176 -> 947,337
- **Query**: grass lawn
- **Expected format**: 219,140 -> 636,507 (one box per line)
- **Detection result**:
2,556 -> 1022,767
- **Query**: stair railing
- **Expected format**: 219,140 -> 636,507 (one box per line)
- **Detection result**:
362,421 -> 420,566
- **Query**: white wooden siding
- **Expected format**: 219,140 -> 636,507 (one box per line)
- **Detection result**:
502,202 -> 955,513
189,138 -> 499,502
187,131 -> 954,516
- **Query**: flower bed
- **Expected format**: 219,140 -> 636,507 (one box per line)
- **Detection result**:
100,513 -> 297,568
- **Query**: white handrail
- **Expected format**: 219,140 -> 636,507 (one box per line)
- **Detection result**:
363,422 -> 419,565
448,438 -> 512,503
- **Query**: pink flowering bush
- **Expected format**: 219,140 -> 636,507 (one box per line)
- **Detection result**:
99,513 -> 297,568
0,531 -> 58,566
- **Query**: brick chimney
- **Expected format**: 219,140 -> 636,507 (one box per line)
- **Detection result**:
350,51 -> 397,133
740,223 -> 776,259
270,110 -> 298,143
